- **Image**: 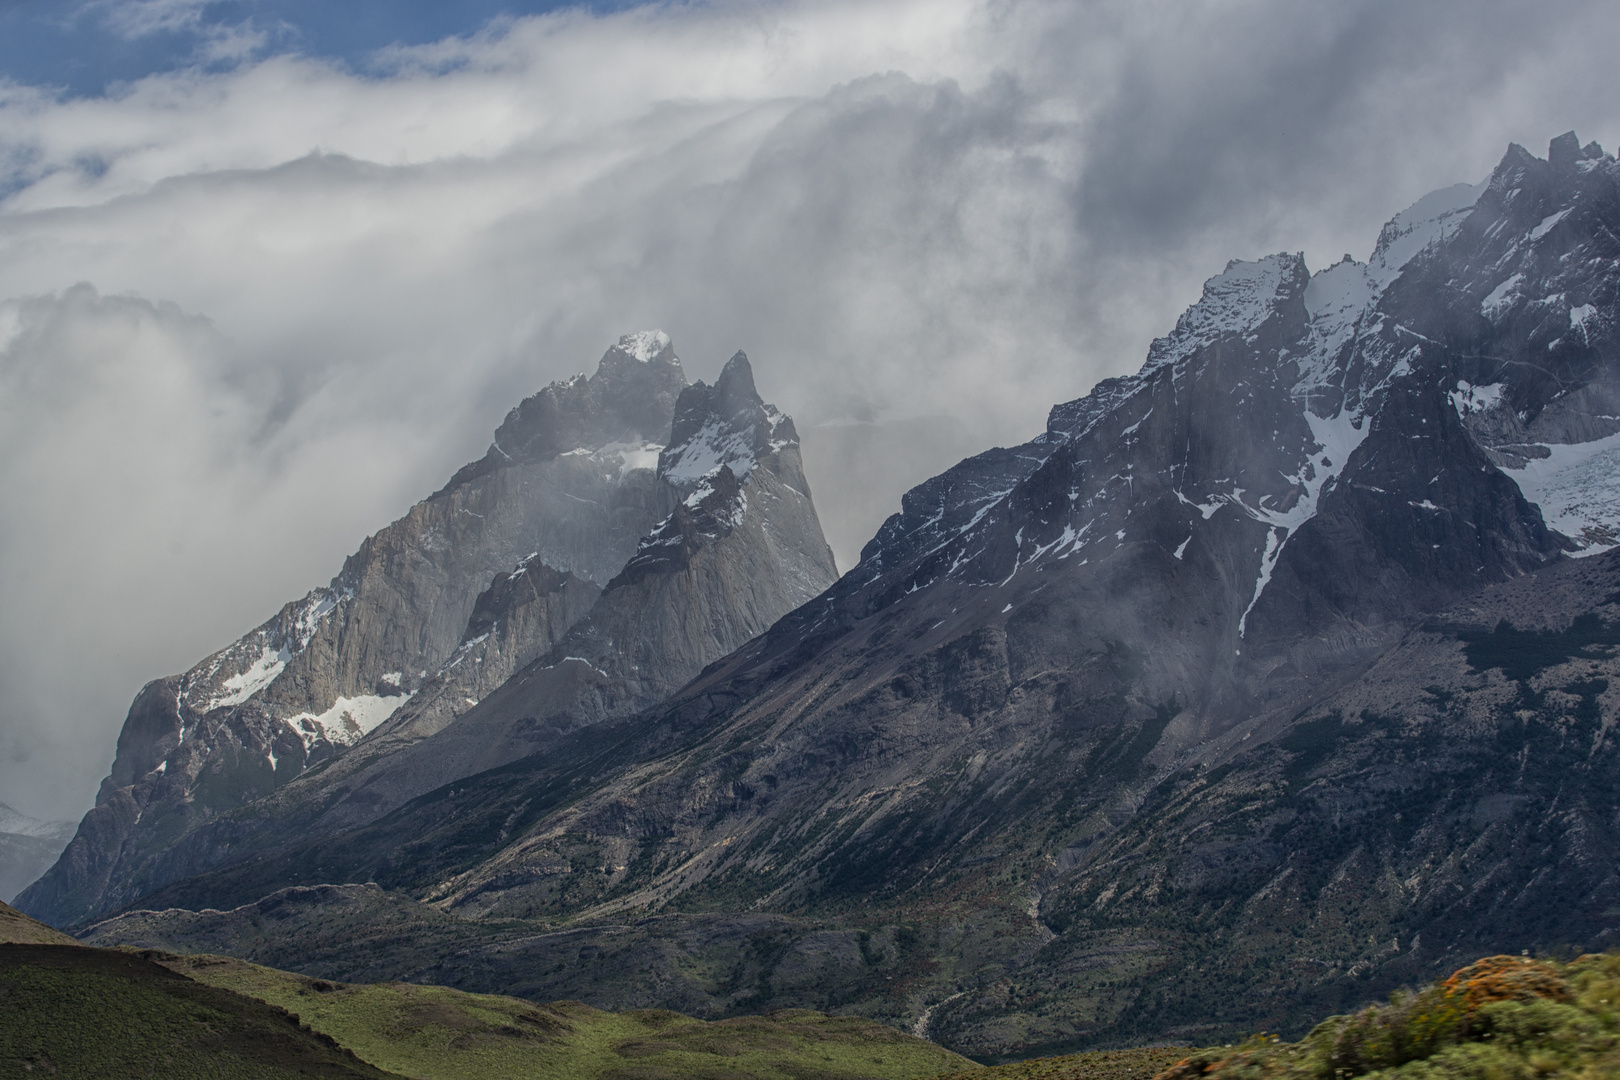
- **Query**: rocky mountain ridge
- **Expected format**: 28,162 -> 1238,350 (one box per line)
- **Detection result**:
36,132 -> 1620,1059
18,335 -> 837,925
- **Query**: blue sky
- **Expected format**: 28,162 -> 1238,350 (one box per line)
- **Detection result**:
0,0 -> 641,94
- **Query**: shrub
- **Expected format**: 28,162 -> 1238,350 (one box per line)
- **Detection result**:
1153,952 -> 1620,1080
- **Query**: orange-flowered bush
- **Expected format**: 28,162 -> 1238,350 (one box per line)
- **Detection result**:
1438,954 -> 1573,1012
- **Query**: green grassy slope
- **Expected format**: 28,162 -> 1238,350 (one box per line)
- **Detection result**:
0,899 -> 79,945
154,950 -> 974,1080
0,944 -> 401,1079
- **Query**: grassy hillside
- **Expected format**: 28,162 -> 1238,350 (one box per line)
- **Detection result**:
0,899 -> 79,945
3,894 -> 974,1080
154,950 -> 973,1080
0,944 -> 401,1079
1154,952 -> 1620,1078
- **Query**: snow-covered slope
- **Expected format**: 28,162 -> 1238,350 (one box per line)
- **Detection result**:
1436,134 -> 1620,552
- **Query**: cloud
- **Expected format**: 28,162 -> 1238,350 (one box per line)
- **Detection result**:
0,0 -> 1618,821
87,0 -> 277,64
97,0 -> 214,38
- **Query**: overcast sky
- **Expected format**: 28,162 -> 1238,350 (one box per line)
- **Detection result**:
1,0 -> 1617,823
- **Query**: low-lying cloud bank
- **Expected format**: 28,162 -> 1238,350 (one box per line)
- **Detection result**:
2,0 -> 1618,821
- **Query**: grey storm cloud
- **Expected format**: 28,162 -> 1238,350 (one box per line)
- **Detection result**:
0,0 -> 1618,823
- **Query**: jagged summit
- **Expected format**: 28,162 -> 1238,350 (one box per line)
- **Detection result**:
18,336 -> 838,927
613,328 -> 674,362
449,331 -> 687,489
617,352 -> 814,580
1547,130 -> 1608,169
1141,252 -> 1309,378
659,351 -> 798,490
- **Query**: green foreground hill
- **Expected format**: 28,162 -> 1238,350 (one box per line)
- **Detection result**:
153,949 -> 972,1080
20,890 -> 1620,1080
0,899 -> 976,1080
0,943 -> 399,1079
0,898 -> 77,945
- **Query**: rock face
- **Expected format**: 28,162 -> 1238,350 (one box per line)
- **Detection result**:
52,134 -> 1620,1057
0,805 -> 75,904
18,334 -> 837,927
164,350 -> 839,843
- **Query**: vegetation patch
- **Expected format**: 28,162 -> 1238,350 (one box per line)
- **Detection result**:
158,951 -> 971,1080
0,944 -> 396,1079
0,900 -> 78,946
1154,952 -> 1620,1078
1456,613 -> 1620,682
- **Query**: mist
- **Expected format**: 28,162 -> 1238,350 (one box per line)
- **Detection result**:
2,0 -> 1618,822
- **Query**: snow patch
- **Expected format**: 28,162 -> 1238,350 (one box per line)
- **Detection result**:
211,645 -> 289,709
1301,258 -> 1376,393
285,693 -> 410,749
1481,274 -> 1524,317
1176,490 -> 1225,520
1239,528 -> 1284,638
596,440 -> 663,479
560,656 -> 611,678
197,586 -> 350,711
1502,430 -> 1620,555
1529,209 -> 1570,241
662,420 -> 760,486
1450,380 -> 1505,417
1216,407 -> 1371,636
1369,182 -> 1483,288
617,330 -> 670,362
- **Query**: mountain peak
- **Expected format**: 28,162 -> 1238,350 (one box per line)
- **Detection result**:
1142,251 -> 1308,375
1549,130 -> 1582,168
714,350 -> 759,401
659,349 -> 795,490
447,335 -> 688,488
612,329 -> 673,363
